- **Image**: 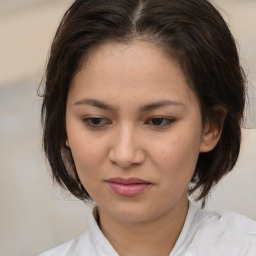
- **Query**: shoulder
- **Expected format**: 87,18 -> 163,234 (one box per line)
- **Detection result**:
186,206 -> 256,255
38,209 -> 118,256
38,231 -> 92,256
195,208 -> 256,237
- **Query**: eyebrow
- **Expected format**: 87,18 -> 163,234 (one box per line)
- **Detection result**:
73,99 -> 115,110
73,99 -> 185,111
139,100 -> 185,111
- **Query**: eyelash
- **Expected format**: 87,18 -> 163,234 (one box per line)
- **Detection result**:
82,117 -> 111,127
82,116 -> 175,129
145,117 -> 175,127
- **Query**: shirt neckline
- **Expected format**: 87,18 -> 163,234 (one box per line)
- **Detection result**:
88,201 -> 198,256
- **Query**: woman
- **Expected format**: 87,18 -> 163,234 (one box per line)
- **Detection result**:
39,0 -> 256,255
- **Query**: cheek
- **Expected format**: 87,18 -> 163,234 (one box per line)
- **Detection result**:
151,130 -> 201,176
71,143 -> 105,198
70,140 -> 104,179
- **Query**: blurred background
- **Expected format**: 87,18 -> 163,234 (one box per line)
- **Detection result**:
0,0 -> 255,255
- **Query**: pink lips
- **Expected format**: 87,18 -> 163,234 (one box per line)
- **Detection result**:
106,177 -> 152,197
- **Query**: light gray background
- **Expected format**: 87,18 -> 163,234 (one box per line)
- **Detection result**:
0,0 -> 255,255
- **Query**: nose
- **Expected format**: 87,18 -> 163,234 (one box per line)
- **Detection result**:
108,124 -> 146,168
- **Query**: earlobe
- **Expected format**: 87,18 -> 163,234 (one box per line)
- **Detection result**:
199,123 -> 222,153
200,106 -> 226,153
65,139 -> 70,148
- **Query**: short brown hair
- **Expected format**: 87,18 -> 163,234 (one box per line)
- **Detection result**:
40,0 -> 246,205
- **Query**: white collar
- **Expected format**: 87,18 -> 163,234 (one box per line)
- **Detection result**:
88,201 -> 198,256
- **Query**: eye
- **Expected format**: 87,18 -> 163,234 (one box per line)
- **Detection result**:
146,117 -> 175,127
82,117 -> 111,127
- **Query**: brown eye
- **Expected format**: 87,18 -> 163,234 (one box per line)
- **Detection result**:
147,117 -> 175,127
151,118 -> 164,126
83,117 -> 111,127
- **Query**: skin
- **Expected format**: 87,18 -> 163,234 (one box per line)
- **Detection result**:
65,41 -> 221,256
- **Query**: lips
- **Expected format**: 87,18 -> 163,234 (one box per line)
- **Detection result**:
105,177 -> 152,197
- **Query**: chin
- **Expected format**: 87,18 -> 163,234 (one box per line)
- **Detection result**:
99,200 -> 154,223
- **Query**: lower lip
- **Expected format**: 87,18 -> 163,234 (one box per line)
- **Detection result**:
107,182 -> 151,197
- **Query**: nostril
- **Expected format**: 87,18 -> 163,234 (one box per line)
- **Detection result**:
108,147 -> 146,168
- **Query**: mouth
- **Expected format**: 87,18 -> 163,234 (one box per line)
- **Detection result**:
105,177 -> 152,197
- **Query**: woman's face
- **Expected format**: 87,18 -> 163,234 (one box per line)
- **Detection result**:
66,41 -> 211,223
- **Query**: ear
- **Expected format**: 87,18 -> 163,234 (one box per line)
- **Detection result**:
65,138 -> 70,148
199,106 -> 227,153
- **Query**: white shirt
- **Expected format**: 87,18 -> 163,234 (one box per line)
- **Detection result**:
39,202 -> 256,255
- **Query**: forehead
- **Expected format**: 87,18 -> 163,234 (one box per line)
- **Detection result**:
69,41 -> 199,109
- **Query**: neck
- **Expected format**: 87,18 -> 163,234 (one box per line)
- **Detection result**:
97,197 -> 189,256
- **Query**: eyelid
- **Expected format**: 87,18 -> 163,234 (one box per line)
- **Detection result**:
82,116 -> 111,128
145,116 -> 175,127
81,116 -> 175,129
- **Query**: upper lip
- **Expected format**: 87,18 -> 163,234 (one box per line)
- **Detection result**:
106,177 -> 151,184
